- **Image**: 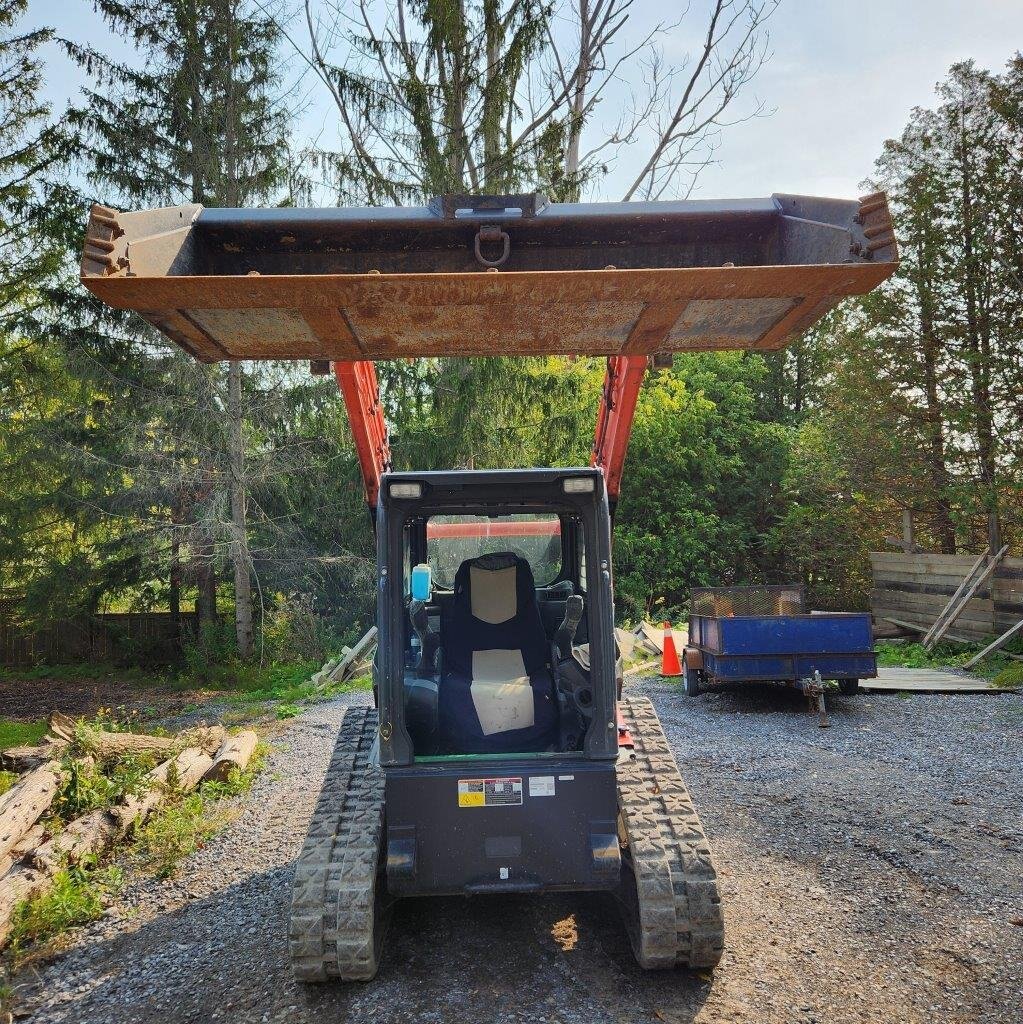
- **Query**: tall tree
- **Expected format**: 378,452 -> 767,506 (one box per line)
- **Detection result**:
299,0 -> 776,203
68,0 -> 289,656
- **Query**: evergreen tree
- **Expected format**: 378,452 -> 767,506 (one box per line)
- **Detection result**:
67,0 -> 290,656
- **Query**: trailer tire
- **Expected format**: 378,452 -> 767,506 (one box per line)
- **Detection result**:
682,662 -> 702,697
838,678 -> 860,695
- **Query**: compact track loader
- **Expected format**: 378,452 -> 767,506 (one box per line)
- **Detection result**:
81,190 -> 898,978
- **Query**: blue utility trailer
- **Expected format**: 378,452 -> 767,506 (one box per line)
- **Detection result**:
683,586 -> 877,722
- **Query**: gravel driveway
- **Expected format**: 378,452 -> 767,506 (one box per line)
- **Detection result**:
11,681 -> 1023,1024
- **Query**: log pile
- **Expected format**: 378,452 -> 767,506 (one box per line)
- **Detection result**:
0,714 -> 259,949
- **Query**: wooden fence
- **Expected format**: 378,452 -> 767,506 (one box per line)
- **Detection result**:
0,612 -> 199,667
870,551 -> 1023,642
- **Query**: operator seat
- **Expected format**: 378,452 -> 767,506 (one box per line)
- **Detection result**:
439,552 -> 559,753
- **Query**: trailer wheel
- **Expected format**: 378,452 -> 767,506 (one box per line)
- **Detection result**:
838,678 -> 860,695
682,661 -> 702,697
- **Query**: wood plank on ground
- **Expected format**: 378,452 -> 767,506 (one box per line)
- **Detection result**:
862,666 -> 1016,694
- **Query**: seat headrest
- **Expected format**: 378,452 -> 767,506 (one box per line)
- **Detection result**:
455,551 -> 533,625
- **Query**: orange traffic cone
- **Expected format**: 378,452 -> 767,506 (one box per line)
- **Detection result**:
661,621 -> 682,676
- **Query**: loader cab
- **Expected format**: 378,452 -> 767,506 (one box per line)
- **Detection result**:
373,468 -> 619,767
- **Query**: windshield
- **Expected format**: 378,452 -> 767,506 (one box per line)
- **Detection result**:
426,514 -> 562,588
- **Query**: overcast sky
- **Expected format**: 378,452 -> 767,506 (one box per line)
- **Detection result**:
28,0 -> 1023,203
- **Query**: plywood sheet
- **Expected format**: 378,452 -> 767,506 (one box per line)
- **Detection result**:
863,667 -> 1017,694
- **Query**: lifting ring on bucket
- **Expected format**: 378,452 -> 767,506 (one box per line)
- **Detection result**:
474,224 -> 511,267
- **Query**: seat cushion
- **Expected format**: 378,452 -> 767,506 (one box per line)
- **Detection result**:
439,666 -> 558,753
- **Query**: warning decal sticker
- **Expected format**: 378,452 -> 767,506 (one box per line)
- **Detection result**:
458,777 -> 523,808
528,776 -> 556,797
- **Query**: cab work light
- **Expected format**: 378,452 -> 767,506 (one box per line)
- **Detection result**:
389,482 -> 423,499
563,477 -> 596,494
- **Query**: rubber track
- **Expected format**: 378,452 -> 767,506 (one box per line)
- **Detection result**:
617,697 -> 724,969
289,706 -> 386,981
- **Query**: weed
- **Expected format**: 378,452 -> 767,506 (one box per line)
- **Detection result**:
992,662 -> 1023,690
875,639 -> 1019,680
0,769 -> 16,797
0,718 -> 47,751
276,702 -> 301,720
8,861 -> 123,956
54,754 -> 155,820
133,793 -> 234,878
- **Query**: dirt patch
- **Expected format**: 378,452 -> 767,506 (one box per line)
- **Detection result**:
0,675 -> 212,723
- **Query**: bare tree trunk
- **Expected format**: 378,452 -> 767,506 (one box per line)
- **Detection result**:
170,489 -> 182,652
228,360 -> 254,659
194,528 -> 217,625
563,0 -> 591,200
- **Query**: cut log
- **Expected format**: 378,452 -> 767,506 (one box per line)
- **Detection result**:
0,745 -> 213,948
0,762 -> 60,862
1,739 -> 68,772
0,864 -> 49,946
29,808 -> 119,875
49,712 -> 225,761
0,824 -> 46,877
202,731 -> 259,784
111,746 -> 214,833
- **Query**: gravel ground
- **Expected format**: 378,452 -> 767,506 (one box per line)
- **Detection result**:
9,680 -> 1023,1024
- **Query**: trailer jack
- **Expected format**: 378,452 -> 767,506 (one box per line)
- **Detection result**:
798,671 -> 830,728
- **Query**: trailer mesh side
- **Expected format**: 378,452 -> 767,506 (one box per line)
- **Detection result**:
689,586 -> 805,617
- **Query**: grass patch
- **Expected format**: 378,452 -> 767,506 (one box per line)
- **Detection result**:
876,640 -> 1022,680
276,702 -> 301,720
7,861 -> 123,958
0,718 -> 48,751
0,663 -> 165,686
992,663 -> 1023,690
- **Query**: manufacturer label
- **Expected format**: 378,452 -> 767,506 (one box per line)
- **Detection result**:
458,777 -> 523,808
528,775 -> 556,797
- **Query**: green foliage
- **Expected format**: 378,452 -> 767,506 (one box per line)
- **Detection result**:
875,639 -> 1022,683
613,353 -> 790,621
181,620 -> 239,686
992,664 -> 1023,690
275,702 -> 301,720
0,718 -> 47,751
0,769 -> 15,796
132,793 -> 233,879
875,641 -> 972,670
8,861 -> 123,955
260,593 -> 350,664
53,753 -> 155,819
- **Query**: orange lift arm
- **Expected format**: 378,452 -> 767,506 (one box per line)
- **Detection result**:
590,355 -> 649,516
334,360 -> 391,516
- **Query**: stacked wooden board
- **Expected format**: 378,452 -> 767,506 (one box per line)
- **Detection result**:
870,551 -> 1023,642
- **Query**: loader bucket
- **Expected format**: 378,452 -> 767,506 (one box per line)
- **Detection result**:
80,192 -> 897,362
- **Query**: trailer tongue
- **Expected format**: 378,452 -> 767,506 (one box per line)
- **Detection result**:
80,190 -> 897,982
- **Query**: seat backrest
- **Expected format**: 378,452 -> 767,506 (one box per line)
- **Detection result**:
442,552 -> 548,678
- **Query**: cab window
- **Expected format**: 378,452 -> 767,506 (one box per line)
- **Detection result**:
426,514 -> 562,588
